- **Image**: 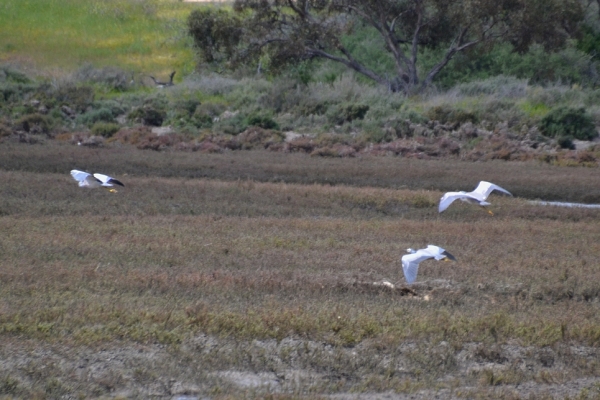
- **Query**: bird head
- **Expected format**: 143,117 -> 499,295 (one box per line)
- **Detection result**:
406,248 -> 416,254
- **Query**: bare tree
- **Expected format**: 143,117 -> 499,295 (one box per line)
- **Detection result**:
189,0 -> 583,94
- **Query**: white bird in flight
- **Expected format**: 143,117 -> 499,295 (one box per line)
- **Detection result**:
70,170 -> 124,193
438,181 -> 512,215
402,245 -> 456,284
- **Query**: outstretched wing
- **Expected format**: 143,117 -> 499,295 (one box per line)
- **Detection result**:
401,257 -> 420,284
401,250 -> 436,283
70,169 -> 91,183
439,192 -> 468,213
471,181 -> 512,201
71,169 -> 103,187
93,173 -> 124,187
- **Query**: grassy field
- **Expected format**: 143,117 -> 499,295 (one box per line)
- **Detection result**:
1,141 -> 600,398
0,0 -> 206,77
2,1 -> 600,397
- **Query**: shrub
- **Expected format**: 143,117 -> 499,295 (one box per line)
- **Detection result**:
0,66 -> 31,84
296,101 -> 330,116
539,107 -> 597,140
237,127 -> 284,149
93,99 -> 127,117
557,136 -> 575,149
191,113 -> 213,129
189,102 -> 225,129
127,96 -> 168,127
52,84 -> 94,113
142,108 -> 166,126
453,75 -> 528,98
426,105 -> 478,124
74,64 -> 133,92
77,108 -> 115,127
213,113 -> 247,135
91,122 -> 120,138
246,114 -> 279,130
195,102 -> 226,118
16,113 -> 51,134
174,99 -> 201,116
0,121 -> 12,137
128,106 -> 166,127
327,103 -> 370,125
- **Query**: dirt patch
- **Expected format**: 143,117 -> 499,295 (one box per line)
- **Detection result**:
1,336 -> 599,398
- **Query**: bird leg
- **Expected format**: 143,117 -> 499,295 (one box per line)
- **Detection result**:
481,206 -> 494,216
106,188 -> 118,193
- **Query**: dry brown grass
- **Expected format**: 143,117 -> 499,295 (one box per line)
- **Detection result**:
1,142 -> 600,398
2,141 -> 600,203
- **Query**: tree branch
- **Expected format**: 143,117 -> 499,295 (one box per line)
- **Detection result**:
306,47 -> 388,86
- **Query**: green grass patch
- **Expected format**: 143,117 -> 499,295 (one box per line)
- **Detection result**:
518,100 -> 551,119
0,0 -> 203,77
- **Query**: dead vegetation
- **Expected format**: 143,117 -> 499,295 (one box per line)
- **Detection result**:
0,142 -> 600,398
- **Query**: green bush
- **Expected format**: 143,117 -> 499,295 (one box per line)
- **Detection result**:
93,99 -> 127,117
246,114 -> 279,130
539,107 -> 597,140
16,113 -> 52,134
77,108 -> 115,127
141,108 -> 165,127
52,84 -> 94,113
327,103 -> 370,125
213,113 -> 247,135
186,102 -> 225,129
128,105 -> 166,127
0,82 -> 40,106
296,101 -> 330,116
426,105 -> 478,124
126,96 -> 168,127
426,42 -> 598,89
74,64 -> 133,92
91,122 -> 120,138
557,136 -> 575,149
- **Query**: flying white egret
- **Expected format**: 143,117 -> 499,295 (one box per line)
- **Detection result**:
402,245 -> 456,284
438,181 -> 512,215
70,170 -> 124,193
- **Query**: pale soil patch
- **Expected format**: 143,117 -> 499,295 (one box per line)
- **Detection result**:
1,337 -> 599,399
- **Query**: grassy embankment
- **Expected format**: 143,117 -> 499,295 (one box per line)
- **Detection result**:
1,142 -> 600,397
0,0 -> 204,78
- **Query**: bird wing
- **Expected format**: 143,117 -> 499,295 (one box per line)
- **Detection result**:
401,255 -> 420,284
93,173 -> 124,187
402,250 -> 435,283
471,181 -> 512,200
441,250 -> 457,261
439,192 -> 469,212
70,169 -> 91,183
424,245 -> 457,261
